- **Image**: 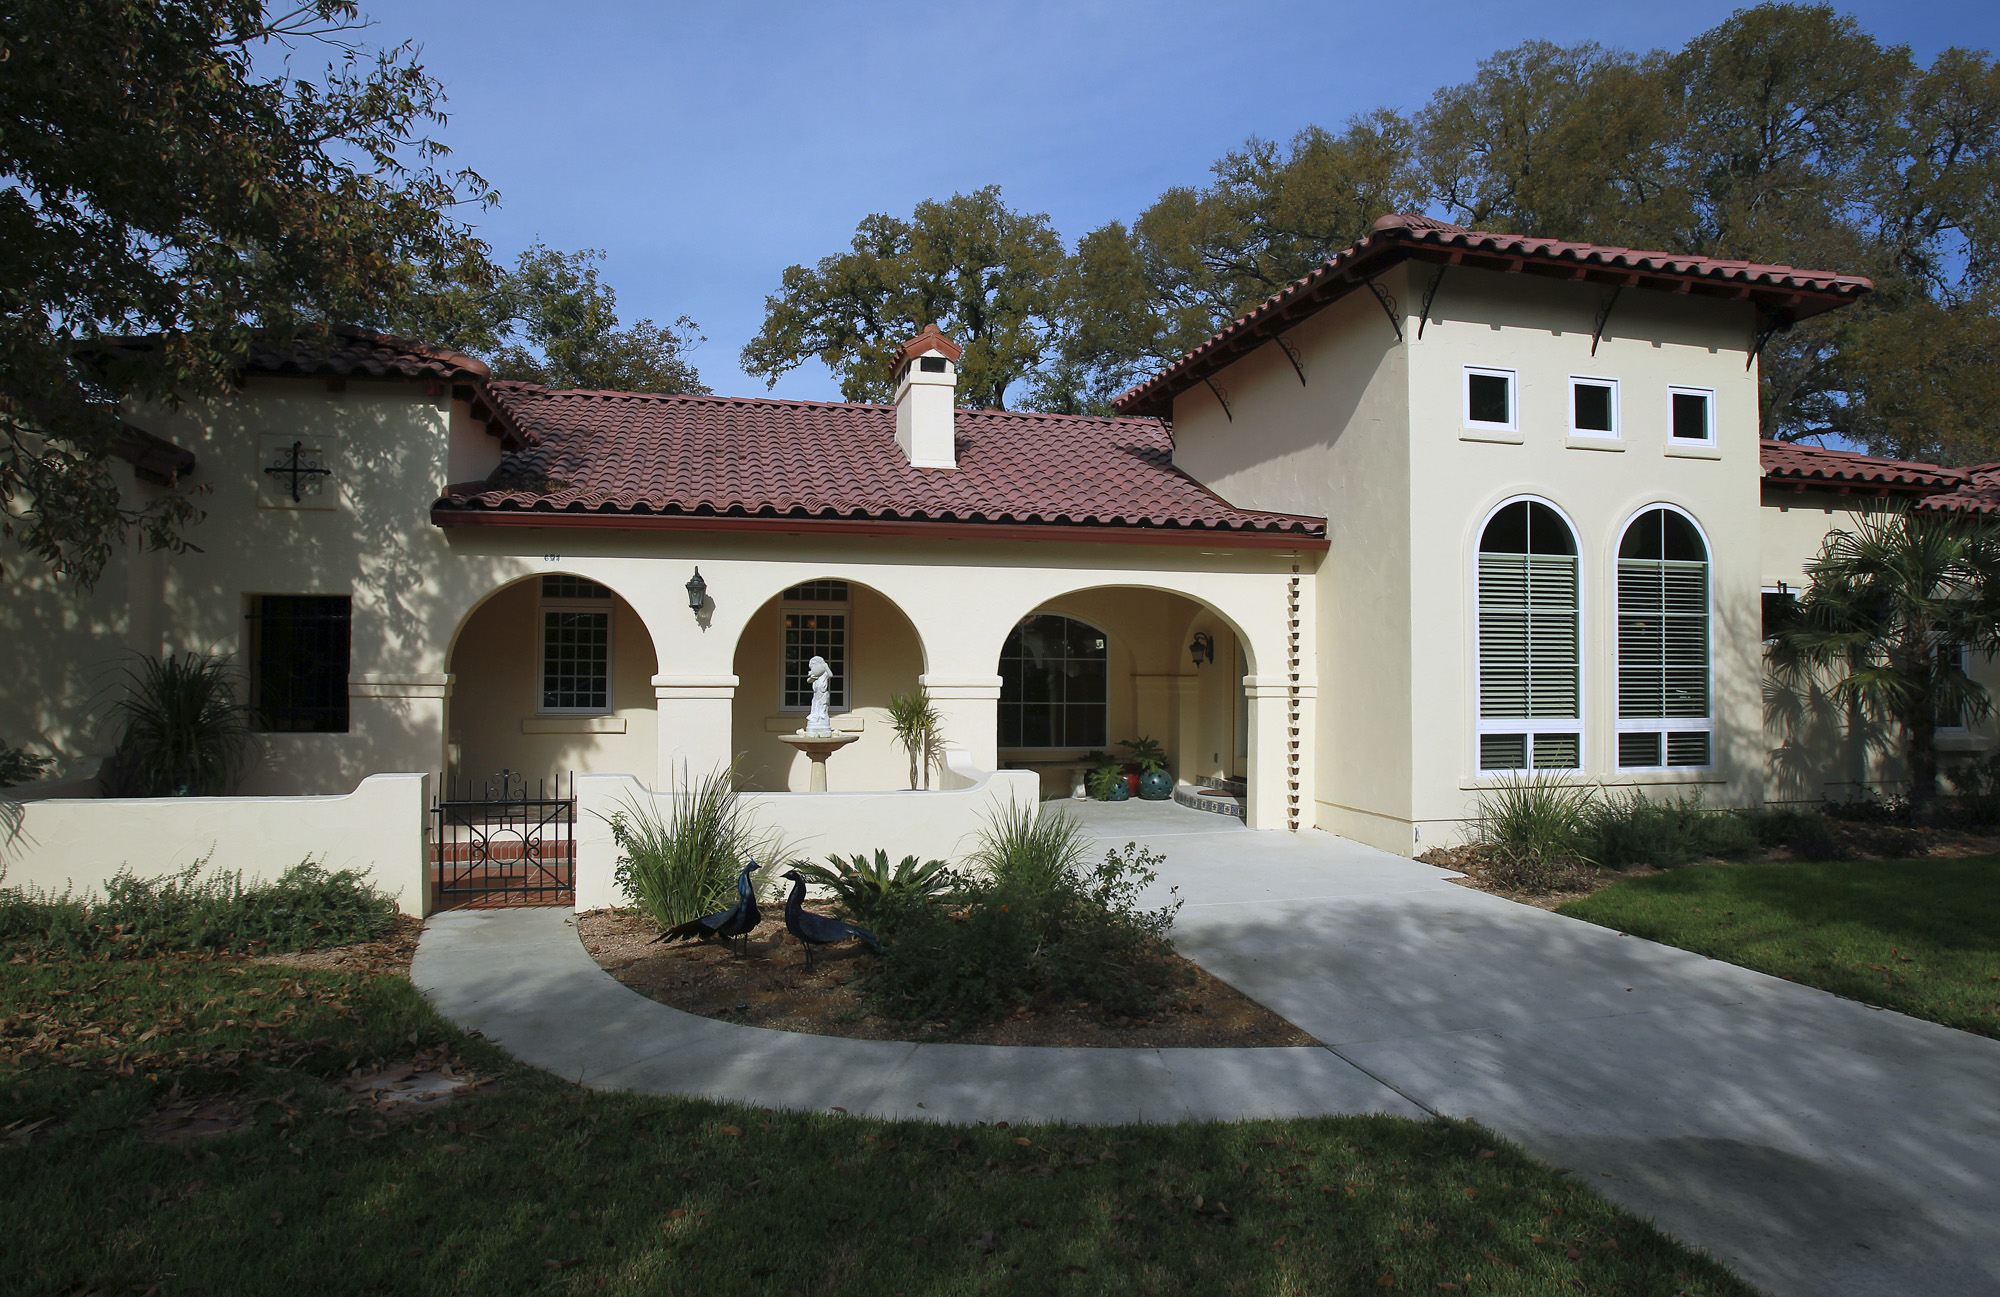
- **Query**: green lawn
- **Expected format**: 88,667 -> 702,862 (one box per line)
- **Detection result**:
1560,857 -> 2000,1039
0,952 -> 1759,1296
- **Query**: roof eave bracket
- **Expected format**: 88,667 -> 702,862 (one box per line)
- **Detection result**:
1364,278 -> 1404,342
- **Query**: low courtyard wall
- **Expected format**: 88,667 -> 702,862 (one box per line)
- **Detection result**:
572,754 -> 1041,911
0,773 -> 430,916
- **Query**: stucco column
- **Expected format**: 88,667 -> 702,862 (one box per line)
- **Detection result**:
1243,675 -> 1297,832
653,673 -> 737,790
921,673 -> 1002,773
348,673 -> 452,784
1170,675 -> 1202,786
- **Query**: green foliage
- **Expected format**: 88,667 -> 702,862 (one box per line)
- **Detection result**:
860,806 -> 1187,1024
0,858 -> 396,958
884,689 -> 942,790
787,850 -> 953,926
1578,790 -> 1760,870
1472,773 -> 1596,888
103,652 -> 255,797
607,768 -> 776,930
471,244 -> 708,394
0,740 -> 55,788
740,186 -> 1067,409
2,0 -> 500,585
1771,505 -> 2000,814
1086,763 -> 1128,800
1118,736 -> 1169,774
1733,804 -> 1849,858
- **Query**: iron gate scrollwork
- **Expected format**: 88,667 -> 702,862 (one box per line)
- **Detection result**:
430,770 -> 575,907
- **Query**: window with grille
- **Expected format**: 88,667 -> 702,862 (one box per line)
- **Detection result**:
1477,500 -> 1581,771
248,595 -> 351,732
1616,508 -> 1711,768
999,614 -> 1108,748
541,577 -> 612,713
782,581 -> 849,711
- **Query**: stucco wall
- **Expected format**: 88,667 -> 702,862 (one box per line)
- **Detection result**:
0,773 -> 429,915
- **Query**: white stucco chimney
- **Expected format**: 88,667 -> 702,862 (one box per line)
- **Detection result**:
891,324 -> 963,469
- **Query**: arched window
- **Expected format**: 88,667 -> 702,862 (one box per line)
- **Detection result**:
999,614 -> 1107,748
1617,508 -> 1711,768
1477,500 -> 1581,771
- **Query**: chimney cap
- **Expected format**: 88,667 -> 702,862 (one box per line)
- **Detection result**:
890,323 -> 964,375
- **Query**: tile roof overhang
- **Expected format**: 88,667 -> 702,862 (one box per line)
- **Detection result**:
85,326 -> 530,451
1113,214 -> 1875,419
1759,439 -> 1965,495
432,384 -> 1328,549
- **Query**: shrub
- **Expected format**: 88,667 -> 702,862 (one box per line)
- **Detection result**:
788,849 -> 952,925
1734,805 -> 1848,858
1472,773 -> 1594,889
0,740 -> 55,788
103,652 -> 256,796
608,766 -> 779,929
1579,790 -> 1760,870
0,859 -> 396,958
1117,736 -> 1168,774
859,808 -> 1188,1025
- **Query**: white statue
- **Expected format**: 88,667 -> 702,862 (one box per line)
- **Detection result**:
804,655 -> 834,735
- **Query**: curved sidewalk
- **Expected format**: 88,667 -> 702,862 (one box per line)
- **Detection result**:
412,906 -> 1425,1126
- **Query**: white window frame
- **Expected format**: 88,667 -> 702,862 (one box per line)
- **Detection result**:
1568,375 -> 1620,439
1613,504 -> 1714,772
1463,365 -> 1519,433
1473,495 -> 1585,775
778,583 -> 853,714
538,578 -> 615,716
997,612 -> 1111,751
1667,385 -> 1716,446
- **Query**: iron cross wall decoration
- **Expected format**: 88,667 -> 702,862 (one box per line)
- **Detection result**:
264,439 -> 331,502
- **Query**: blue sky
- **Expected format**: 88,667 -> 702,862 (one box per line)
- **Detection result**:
385,1 -> 1995,402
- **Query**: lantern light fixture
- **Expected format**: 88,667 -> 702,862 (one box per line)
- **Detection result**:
1188,631 -> 1215,666
685,567 -> 707,612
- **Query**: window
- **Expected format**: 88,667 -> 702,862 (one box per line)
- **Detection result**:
1616,508 -> 1712,769
999,614 -> 1108,748
1670,387 -> 1714,443
1570,376 -> 1618,437
248,595 -> 351,732
782,580 -> 848,711
1464,366 -> 1516,430
1476,501 -> 1581,771
540,575 -> 612,713
1937,643 -> 1972,732
1761,587 -> 1797,643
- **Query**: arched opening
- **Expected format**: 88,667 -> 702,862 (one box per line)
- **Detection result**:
1476,498 -> 1581,773
994,586 -> 1256,811
1615,505 -> 1712,770
730,576 -> 928,791
445,572 -> 660,788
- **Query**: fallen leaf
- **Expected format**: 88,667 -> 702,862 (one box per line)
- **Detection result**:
268,1211 -> 284,1227
1015,1217 -> 1039,1228
1377,1276 -> 1396,1290
1566,1245 -> 1582,1261
1012,1137 -> 1032,1147
972,1229 -> 1002,1253
666,1210 -> 688,1220
721,1126 -> 743,1137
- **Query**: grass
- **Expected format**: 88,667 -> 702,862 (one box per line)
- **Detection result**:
1559,857 -> 2000,1039
0,949 -> 1761,1296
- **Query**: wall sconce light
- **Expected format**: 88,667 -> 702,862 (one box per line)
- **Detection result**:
685,567 -> 707,612
1188,631 -> 1214,666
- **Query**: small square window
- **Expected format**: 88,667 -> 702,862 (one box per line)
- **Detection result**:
1671,388 -> 1714,442
1570,377 -> 1617,435
1465,368 -> 1515,428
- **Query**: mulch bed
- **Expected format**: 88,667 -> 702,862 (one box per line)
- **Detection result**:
575,909 -> 1319,1049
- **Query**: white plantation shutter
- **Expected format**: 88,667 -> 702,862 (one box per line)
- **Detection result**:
1616,509 -> 1712,767
1476,500 -> 1581,771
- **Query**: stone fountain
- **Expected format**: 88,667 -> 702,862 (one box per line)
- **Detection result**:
776,654 -> 859,791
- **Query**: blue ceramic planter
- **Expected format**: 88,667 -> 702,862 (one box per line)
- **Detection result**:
1103,777 -> 1131,802
1138,769 -> 1173,801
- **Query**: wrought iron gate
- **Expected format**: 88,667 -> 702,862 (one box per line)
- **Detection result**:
430,771 -> 575,908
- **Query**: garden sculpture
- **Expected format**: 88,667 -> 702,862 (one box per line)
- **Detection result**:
654,859 -> 763,957
804,654 -> 834,735
779,866 -> 883,962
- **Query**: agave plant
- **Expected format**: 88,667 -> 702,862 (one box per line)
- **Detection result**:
789,848 -> 953,923
104,652 -> 256,796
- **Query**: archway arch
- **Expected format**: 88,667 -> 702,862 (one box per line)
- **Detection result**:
444,570 -> 660,789
729,575 -> 930,791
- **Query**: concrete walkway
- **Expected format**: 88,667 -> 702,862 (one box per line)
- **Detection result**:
414,798 -> 2000,1297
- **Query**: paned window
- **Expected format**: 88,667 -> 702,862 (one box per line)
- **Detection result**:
1477,501 -> 1581,771
248,595 -> 351,733
1616,508 -> 1711,768
1937,643 -> 1972,732
782,580 -> 849,711
541,575 -> 612,713
1670,387 -> 1715,443
1570,376 -> 1618,436
1464,366 -> 1516,430
999,615 -> 1108,748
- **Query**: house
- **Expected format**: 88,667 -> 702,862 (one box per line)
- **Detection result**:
9,213 -> 1931,888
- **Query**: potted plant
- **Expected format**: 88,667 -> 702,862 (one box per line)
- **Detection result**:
1119,736 -> 1172,801
1086,758 -> 1130,801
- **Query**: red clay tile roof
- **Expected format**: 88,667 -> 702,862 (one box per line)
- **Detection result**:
1759,440 -> 1964,492
1915,467 -> 2000,515
432,384 -> 1327,546
891,324 -> 963,373
1113,213 -> 1874,418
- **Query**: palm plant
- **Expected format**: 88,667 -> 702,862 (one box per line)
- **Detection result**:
104,652 -> 256,796
1772,505 -> 2000,820
885,688 -> 943,789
